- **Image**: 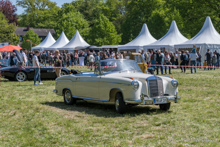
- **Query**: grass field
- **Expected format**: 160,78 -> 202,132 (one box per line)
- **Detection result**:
0,68 -> 220,146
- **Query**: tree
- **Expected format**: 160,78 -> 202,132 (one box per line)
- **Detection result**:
0,12 -> 19,45
17,0 -> 60,28
89,14 -> 121,46
17,0 -> 57,13
55,11 -> 90,40
121,0 -> 163,43
71,0 -> 104,27
21,30 -> 41,50
0,0 -> 18,24
164,0 -> 220,38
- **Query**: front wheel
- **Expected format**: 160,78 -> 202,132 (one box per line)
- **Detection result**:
115,92 -> 126,114
159,103 -> 171,111
63,89 -> 76,105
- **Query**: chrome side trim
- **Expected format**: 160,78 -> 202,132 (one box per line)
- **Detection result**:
74,80 -> 131,85
74,96 -> 109,102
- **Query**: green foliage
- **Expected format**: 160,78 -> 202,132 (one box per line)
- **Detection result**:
21,30 -> 41,50
0,12 -> 19,45
16,0 -> 220,45
89,14 -> 121,46
71,0 -> 104,26
55,11 -> 90,40
121,0 -> 163,43
17,0 -> 60,28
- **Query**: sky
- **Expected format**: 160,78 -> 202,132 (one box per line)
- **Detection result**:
11,0 -> 74,14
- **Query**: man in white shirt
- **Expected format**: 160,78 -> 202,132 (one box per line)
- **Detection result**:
33,50 -> 43,85
189,45 -> 198,74
89,53 -> 95,71
21,49 -> 28,66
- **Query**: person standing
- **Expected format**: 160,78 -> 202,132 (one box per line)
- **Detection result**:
70,52 -> 74,66
180,50 -> 187,73
205,49 -> 212,70
33,51 -> 43,85
156,50 -> 163,75
170,52 -> 175,67
28,51 -> 33,65
196,51 -> 202,69
42,51 -> 47,66
212,52 -> 218,70
89,53 -> 95,71
214,50 -> 219,67
74,52 -> 78,65
21,49 -> 28,66
189,45 -> 198,74
164,51 -> 172,74
54,50 -> 62,77
10,52 -> 19,66
62,51 -> 67,67
48,52 -> 53,66
66,53 -> 71,67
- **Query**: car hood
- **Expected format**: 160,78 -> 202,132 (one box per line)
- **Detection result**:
104,71 -> 174,81
13,50 -> 23,63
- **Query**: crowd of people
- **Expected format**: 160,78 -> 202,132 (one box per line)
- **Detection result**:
0,44 -> 219,76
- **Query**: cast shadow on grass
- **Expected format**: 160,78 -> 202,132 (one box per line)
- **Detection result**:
42,101 -> 171,117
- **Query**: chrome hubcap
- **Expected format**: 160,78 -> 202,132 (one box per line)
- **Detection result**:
65,91 -> 71,103
16,72 -> 26,81
115,99 -> 119,111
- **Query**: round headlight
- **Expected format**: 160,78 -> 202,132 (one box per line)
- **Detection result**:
131,80 -> 139,90
171,80 -> 178,87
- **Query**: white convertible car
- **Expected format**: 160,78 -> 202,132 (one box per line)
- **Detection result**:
53,59 -> 180,114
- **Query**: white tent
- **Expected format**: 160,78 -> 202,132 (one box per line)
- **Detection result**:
118,23 -> 157,52
174,16 -> 220,62
32,32 -> 56,51
144,21 -> 188,52
60,30 -> 89,51
46,31 -> 69,51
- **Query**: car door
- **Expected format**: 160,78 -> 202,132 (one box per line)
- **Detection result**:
42,67 -> 56,79
74,74 -> 100,99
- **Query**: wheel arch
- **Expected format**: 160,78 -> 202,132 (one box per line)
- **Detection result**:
109,88 -> 124,102
62,88 -> 72,96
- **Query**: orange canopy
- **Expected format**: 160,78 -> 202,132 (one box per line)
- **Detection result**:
0,45 -> 22,52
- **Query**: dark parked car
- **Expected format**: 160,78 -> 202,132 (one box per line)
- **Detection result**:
0,50 -> 79,81
0,63 -> 73,81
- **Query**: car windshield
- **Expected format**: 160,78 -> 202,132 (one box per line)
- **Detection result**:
100,59 -> 142,73
0,59 -> 9,66
134,55 -> 143,63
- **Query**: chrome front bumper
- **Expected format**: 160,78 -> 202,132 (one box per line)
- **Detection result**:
124,94 -> 181,105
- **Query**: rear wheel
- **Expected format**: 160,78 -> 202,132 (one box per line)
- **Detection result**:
115,92 -> 126,114
159,103 -> 171,111
63,89 -> 76,105
15,71 -> 27,81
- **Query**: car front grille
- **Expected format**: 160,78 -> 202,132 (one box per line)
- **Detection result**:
147,77 -> 164,97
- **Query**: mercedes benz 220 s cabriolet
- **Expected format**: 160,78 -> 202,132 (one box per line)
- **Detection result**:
53,59 -> 180,114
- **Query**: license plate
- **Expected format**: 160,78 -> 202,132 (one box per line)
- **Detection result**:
154,98 -> 167,104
